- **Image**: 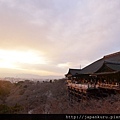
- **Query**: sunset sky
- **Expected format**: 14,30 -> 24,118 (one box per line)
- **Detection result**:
0,0 -> 120,79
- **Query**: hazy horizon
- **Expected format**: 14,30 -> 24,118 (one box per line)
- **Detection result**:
0,0 -> 120,78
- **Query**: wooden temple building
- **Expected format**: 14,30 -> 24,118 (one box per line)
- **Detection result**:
65,51 -> 120,101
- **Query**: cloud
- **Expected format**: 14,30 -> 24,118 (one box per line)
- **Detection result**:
0,0 -> 120,77
57,62 -> 72,68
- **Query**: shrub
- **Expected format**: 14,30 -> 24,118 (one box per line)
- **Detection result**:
0,104 -> 24,114
0,104 -> 11,114
19,89 -> 25,95
0,86 -> 10,103
11,103 -> 23,114
24,85 -> 27,88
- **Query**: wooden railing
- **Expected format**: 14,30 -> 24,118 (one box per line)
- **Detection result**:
98,83 -> 119,89
67,83 -> 88,89
67,82 -> 120,90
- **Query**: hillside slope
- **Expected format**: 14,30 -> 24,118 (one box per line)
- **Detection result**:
0,79 -> 120,114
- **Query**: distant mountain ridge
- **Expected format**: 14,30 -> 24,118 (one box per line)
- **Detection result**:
0,73 -> 63,80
